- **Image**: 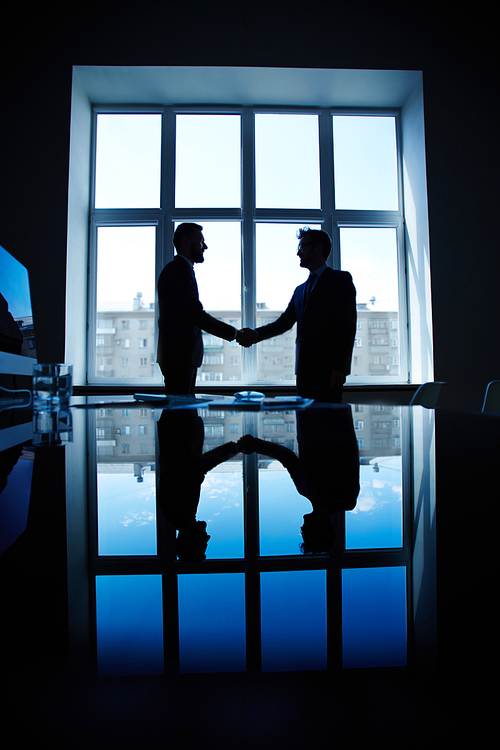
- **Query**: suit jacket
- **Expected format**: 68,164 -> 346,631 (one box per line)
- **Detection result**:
157,254 -> 236,369
256,267 -> 357,377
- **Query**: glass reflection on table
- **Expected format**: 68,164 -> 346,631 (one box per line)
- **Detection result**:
63,399 -> 433,676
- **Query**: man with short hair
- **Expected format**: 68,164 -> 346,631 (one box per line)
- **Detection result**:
252,227 -> 357,402
157,223 -> 253,393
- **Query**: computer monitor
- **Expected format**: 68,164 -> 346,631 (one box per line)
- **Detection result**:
0,244 -> 37,380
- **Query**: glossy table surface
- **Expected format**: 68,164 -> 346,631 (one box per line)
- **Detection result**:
2,393 -> 498,745
1,394 -> 438,677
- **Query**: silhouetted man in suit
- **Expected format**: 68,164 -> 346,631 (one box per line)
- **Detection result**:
237,406 -> 360,554
157,409 -> 241,563
157,223 -> 254,393
250,227 -> 357,402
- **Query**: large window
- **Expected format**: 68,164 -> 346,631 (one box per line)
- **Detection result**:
88,107 -> 406,386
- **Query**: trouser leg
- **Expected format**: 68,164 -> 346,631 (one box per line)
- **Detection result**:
160,364 -> 197,395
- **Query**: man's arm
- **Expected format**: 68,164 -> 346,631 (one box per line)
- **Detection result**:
254,295 -> 297,343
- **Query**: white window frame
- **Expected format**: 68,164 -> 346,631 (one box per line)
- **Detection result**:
87,105 -> 408,386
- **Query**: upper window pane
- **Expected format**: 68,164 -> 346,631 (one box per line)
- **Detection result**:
95,115 -> 161,208
255,114 -> 320,209
175,115 -> 241,208
178,573 -> 246,673
333,116 -> 398,210
96,575 -> 164,675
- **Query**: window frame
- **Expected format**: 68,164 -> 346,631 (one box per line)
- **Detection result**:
87,104 -> 408,386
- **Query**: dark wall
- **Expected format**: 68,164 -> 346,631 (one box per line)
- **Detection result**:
1,1 -> 497,409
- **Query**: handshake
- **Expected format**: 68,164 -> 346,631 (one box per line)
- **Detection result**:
235,328 -> 258,348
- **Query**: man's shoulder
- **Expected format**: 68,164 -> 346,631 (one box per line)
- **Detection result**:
324,267 -> 352,278
159,256 -> 189,281
299,267 -> 352,288
320,267 -> 354,285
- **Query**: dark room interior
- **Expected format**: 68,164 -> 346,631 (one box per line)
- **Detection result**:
1,1 -> 497,747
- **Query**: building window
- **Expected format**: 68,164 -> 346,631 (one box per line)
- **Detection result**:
88,107 -> 407,386
200,372 -> 223,382
203,353 -> 224,365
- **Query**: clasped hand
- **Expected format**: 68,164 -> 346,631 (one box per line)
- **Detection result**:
236,328 -> 257,348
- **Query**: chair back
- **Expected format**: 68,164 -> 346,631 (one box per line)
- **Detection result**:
482,381 -> 500,414
409,382 -> 446,409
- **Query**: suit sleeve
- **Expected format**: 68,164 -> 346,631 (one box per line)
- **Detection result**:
255,295 -> 297,342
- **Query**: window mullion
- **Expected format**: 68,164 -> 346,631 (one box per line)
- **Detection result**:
162,107 -> 176,268
241,107 -> 257,384
319,110 -> 336,266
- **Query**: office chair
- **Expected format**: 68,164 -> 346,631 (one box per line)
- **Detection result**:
481,381 -> 500,414
409,382 -> 446,409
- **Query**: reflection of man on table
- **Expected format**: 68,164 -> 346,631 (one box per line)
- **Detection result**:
244,228 -> 357,403
157,409 -> 241,563
156,223 -> 255,394
238,406 -> 360,553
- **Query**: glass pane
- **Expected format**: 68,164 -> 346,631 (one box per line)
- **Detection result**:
255,223 -> 320,383
261,570 -> 327,672
340,227 -> 400,379
96,575 -> 164,675
255,114 -> 320,208
178,573 -> 246,673
198,459 -> 244,559
175,115 -> 241,208
97,455 -> 156,556
95,114 -> 161,209
346,455 -> 402,549
172,221 -> 242,384
258,437 -> 310,557
95,226 -> 157,381
333,115 -> 398,210
342,567 -> 407,668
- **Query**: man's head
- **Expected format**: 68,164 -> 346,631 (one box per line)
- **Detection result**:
173,223 -> 207,264
299,511 -> 336,554
175,520 -> 211,563
296,227 -> 332,271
